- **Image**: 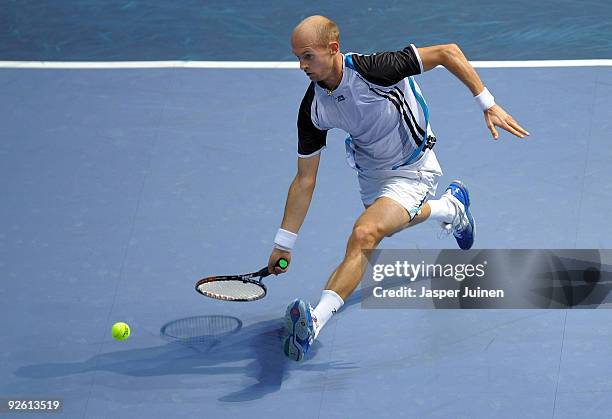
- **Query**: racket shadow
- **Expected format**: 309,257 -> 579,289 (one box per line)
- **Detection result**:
15,315 -> 355,402
160,315 -> 355,402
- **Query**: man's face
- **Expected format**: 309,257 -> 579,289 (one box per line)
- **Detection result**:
291,34 -> 336,82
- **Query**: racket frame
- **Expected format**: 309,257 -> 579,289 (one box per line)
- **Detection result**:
195,266 -> 271,302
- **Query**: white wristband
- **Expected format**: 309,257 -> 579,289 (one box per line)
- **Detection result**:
475,87 -> 495,111
274,228 -> 297,251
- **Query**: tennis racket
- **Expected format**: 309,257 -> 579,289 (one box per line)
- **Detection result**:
195,258 -> 289,302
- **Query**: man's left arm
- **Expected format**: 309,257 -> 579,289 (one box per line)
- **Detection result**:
417,44 -> 529,140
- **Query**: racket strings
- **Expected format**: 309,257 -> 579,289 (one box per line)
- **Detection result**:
196,279 -> 265,301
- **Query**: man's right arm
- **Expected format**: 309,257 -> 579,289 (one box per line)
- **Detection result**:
268,154 -> 320,274
281,154 -> 320,233
268,82 -> 327,274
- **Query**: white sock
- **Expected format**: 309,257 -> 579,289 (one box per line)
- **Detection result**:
312,290 -> 344,339
428,195 -> 457,224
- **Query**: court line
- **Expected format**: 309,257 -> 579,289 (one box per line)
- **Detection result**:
80,67 -> 178,418
1,59 -> 612,69
551,311 -> 568,419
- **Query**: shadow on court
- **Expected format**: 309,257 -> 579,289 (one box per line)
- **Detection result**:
15,316 -> 356,402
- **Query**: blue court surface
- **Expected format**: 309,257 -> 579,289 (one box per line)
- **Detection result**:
2,2 -> 612,419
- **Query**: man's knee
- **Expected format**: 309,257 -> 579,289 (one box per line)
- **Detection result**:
350,223 -> 382,249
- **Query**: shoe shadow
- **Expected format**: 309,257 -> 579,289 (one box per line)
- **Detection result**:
15,315 -> 356,402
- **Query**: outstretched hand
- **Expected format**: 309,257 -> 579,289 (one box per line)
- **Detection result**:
484,104 -> 529,140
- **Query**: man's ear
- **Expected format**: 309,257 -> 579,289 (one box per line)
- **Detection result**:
328,41 -> 339,55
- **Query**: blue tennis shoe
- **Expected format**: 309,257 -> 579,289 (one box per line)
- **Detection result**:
442,180 -> 475,250
283,299 -> 316,362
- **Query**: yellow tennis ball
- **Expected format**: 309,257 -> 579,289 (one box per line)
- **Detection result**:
111,322 -> 131,341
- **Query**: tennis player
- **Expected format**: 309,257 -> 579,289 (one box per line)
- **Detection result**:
268,15 -> 529,361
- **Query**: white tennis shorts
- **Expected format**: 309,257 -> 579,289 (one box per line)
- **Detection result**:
358,149 -> 443,218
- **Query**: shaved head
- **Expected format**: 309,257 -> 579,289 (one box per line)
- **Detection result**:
291,15 -> 343,90
292,15 -> 340,48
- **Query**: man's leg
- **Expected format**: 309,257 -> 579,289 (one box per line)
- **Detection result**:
324,196 -> 414,300
395,201 -> 432,230
303,197 -> 429,344
282,196 -> 414,361
313,186 -> 473,337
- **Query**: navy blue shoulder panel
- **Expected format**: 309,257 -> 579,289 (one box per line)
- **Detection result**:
348,45 -> 421,87
297,82 -> 327,156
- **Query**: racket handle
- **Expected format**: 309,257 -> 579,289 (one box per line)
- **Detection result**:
258,258 -> 289,277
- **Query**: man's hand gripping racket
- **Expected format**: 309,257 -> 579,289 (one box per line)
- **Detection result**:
195,258 -> 289,302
